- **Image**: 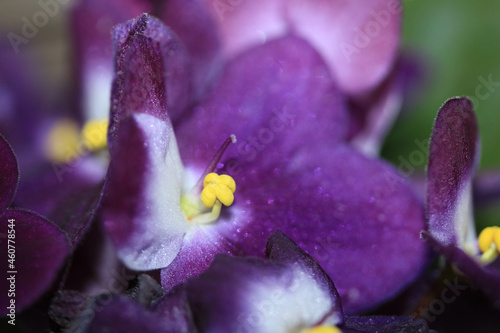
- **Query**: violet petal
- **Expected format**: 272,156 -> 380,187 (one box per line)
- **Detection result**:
102,114 -> 187,270
343,315 -> 431,333
427,97 -> 479,248
185,252 -> 342,333
109,13 -> 190,147
176,34 -> 349,168
0,209 -> 70,311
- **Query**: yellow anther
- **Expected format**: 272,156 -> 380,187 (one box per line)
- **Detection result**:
81,118 -> 108,151
302,326 -> 342,333
45,119 -> 80,163
478,226 -> 500,264
201,173 -> 236,207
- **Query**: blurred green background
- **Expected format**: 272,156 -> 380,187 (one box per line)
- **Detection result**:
382,0 -> 500,229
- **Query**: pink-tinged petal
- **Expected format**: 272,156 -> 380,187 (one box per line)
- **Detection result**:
109,13 -> 190,147
0,134 -> 18,213
422,231 -> 500,307
185,250 -> 342,333
102,113 -> 187,270
348,57 -> 406,156
202,0 -> 401,94
427,98 -> 479,248
88,295 -> 190,333
71,0 -> 150,120
176,35 -> 348,168
158,0 -> 222,100
0,209 -> 70,312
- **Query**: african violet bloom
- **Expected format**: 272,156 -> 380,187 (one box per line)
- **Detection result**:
102,13 -> 428,314
421,97 -> 500,306
0,135 -> 70,313
82,232 -> 430,332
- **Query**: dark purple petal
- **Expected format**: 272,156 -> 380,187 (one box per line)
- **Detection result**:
88,295 -> 190,333
71,0 -> 150,120
343,315 -> 431,333
202,0 -> 402,94
0,209 -> 70,312
233,145 -> 427,314
102,114 -> 187,270
422,231 -> 500,307
186,253 -> 342,333
158,0 -> 222,101
151,287 -> 197,332
427,97 -> 479,247
109,14 -> 191,147
176,35 -> 348,168
0,134 -> 18,213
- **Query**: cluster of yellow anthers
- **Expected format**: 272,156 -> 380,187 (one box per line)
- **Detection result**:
185,172 -> 236,224
45,118 -> 108,163
478,226 -> 500,264
302,326 -> 342,333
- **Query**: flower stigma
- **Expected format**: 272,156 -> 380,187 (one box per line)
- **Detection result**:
45,118 -> 108,163
301,325 -> 342,333
478,226 -> 500,264
180,135 -> 237,225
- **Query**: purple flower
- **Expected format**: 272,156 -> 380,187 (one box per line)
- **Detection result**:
102,13 -> 428,314
421,97 -> 500,307
0,135 -> 70,313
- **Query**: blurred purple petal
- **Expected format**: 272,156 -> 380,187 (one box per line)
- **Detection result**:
71,0 -> 149,120
0,209 -> 70,312
109,13 -> 190,147
344,315 -> 431,333
88,295 -> 190,333
474,169 -> 500,206
102,114 -> 187,270
427,97 -> 479,248
0,134 -> 18,212
202,0 -> 401,94
158,0 -> 222,100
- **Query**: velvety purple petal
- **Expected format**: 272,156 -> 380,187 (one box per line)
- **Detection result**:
71,0 -> 150,120
102,113 -> 187,270
266,230 -> 343,322
474,169 -> 500,205
186,253 -> 342,333
0,209 -> 70,311
88,295 -> 190,333
422,231 -> 500,307
158,0 -> 222,101
176,35 -> 348,168
0,134 -> 18,213
109,13 -> 190,147
202,0 -> 401,94
427,97 -> 479,248
343,315 -> 431,333
348,57 -> 405,156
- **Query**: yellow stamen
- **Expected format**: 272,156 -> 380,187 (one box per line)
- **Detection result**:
182,173 -> 236,224
201,173 -> 236,207
478,226 -> 500,264
302,326 -> 342,333
45,118 -> 109,163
